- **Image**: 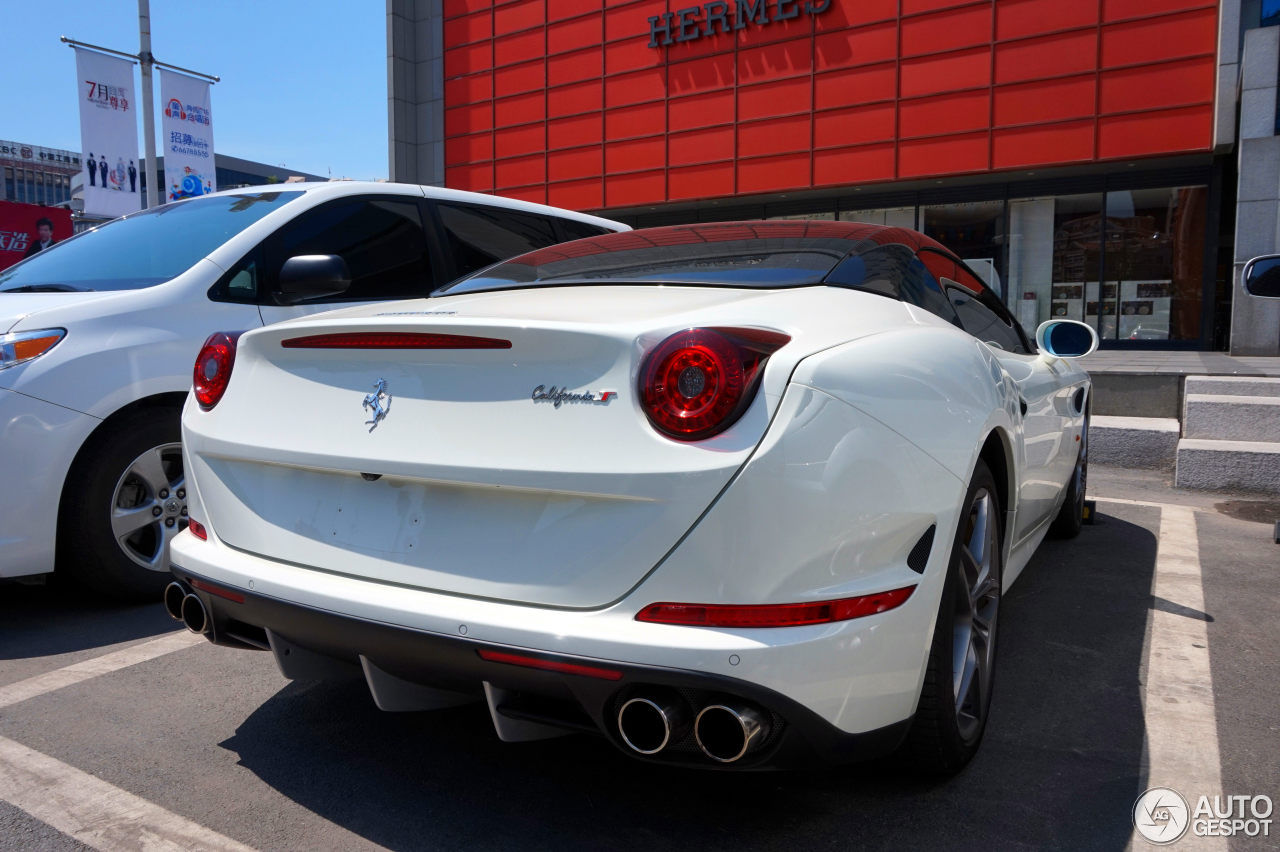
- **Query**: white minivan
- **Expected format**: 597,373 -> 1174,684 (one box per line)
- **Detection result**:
0,181 -> 626,598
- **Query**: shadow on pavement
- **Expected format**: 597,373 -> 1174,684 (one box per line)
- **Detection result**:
221,511 -> 1158,852
0,580 -> 174,661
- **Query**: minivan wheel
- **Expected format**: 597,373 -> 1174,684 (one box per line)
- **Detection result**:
59,408 -> 186,601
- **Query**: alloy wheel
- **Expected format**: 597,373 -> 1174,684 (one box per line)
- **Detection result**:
110,442 -> 187,571
951,487 -> 1000,742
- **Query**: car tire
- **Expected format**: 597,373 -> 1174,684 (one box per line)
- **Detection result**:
58,407 -> 187,601
1049,414 -> 1088,540
901,459 -> 1002,777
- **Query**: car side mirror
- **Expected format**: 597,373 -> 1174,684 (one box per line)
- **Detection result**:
273,254 -> 350,305
1036,319 -> 1098,359
1243,254 -> 1280,298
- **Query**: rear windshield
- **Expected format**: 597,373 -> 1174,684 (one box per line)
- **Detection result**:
438,225 -> 858,295
0,191 -> 302,293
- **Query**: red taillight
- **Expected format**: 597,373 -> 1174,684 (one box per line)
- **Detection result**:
635,586 -> 916,628
280,332 -> 511,349
475,648 -> 624,681
188,519 -> 207,540
193,331 -> 243,410
190,577 -> 245,604
639,327 -> 790,441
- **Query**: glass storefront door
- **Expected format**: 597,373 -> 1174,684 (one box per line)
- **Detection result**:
840,207 -> 916,228
921,201 -> 1006,297
1008,193 -> 1103,336
1007,187 -> 1207,343
1102,186 -> 1207,342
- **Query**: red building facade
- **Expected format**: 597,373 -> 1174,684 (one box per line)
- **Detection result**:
440,0 -> 1219,211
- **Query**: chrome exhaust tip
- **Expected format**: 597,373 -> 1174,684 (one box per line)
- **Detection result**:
694,703 -> 770,763
163,581 -> 188,622
180,593 -> 208,635
617,696 -> 690,755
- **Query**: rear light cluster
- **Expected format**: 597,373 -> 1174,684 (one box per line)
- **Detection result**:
281,332 -> 511,349
476,648 -> 624,681
639,327 -> 790,441
193,331 -> 243,410
190,576 -> 244,604
636,586 -> 916,628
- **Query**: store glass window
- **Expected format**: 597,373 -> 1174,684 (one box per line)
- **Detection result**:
921,201 -> 1006,297
769,211 -> 836,221
1007,194 -> 1103,334
1102,186 -> 1207,342
839,207 -> 916,228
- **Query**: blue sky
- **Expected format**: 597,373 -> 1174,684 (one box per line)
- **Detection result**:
2,0 -> 388,180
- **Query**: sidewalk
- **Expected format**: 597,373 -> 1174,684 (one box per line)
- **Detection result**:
1080,351 -> 1280,377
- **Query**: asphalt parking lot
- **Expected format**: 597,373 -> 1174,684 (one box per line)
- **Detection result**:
1,466 -> 1277,852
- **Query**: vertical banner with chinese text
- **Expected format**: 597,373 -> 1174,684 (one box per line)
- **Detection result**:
160,69 -> 216,201
73,47 -> 141,218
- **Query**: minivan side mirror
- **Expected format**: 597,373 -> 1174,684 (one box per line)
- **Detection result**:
1243,254 -> 1280,298
1036,319 -> 1099,359
273,254 -> 351,305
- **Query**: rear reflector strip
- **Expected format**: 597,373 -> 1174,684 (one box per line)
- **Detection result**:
188,519 -> 207,540
190,577 -> 245,604
635,586 -> 916,628
476,648 -> 624,681
281,332 -> 511,349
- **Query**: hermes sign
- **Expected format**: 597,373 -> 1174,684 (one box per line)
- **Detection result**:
648,0 -> 833,48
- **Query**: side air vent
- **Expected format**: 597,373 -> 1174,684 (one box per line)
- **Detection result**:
1072,387 -> 1087,415
907,525 -> 936,575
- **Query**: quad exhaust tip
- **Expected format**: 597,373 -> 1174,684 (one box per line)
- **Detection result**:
617,695 -> 690,755
163,581 -> 188,622
694,703 -> 770,763
180,592 -> 208,635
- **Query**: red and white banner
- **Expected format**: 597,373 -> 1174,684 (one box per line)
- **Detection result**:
74,47 -> 142,219
160,69 -> 216,201
0,201 -> 73,272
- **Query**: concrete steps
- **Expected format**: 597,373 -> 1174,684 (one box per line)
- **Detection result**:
1174,439 -> 1280,493
1183,394 -> 1280,442
1090,374 -> 1280,495
1175,376 -> 1280,495
1091,416 -> 1180,469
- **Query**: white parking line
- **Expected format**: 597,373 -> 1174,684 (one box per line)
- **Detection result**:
0,630 -> 203,710
0,629 -> 254,850
1134,504 -> 1225,850
1093,495 -> 1201,512
0,734 -> 256,852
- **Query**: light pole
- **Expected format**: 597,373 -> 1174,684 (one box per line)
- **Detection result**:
138,0 -> 158,209
61,0 -> 218,208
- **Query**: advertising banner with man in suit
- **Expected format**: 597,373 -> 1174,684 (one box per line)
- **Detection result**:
74,47 -> 141,219
0,202 -> 72,272
160,69 -> 216,201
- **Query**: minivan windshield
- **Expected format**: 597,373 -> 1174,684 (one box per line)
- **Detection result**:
0,191 -> 302,293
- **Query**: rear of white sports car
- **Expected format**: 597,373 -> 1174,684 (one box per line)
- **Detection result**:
169,223 -> 1027,771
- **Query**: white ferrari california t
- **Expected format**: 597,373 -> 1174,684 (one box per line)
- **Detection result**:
168,220 -> 1096,774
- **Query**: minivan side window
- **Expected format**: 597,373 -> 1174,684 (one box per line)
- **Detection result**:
268,198 -> 431,302
436,202 -> 565,276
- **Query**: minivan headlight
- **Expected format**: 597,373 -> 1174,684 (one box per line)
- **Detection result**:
0,329 -> 66,370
